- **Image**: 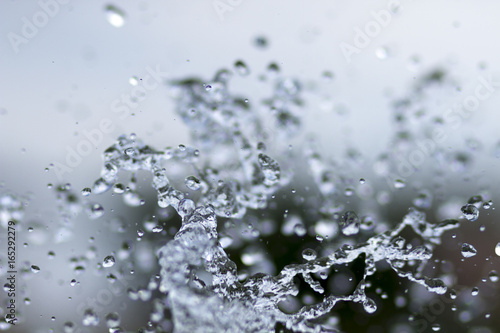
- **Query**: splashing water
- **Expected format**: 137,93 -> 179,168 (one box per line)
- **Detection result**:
6,64 -> 499,332
73,67 -> 479,332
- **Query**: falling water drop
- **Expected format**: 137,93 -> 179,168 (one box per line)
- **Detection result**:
103,255 -> 116,268
461,204 -> 479,221
461,243 -> 477,258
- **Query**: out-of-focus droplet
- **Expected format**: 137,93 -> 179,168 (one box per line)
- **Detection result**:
495,242 -> 500,256
105,312 -> 121,328
394,179 -> 406,189
81,188 -> 91,197
375,46 -> 389,60
294,223 -> 306,237
87,203 -> 104,219
461,204 -> 479,221
63,322 -> 75,333
254,36 -> 268,49
431,323 -> 441,331
129,76 -> 138,86
340,211 -> 360,236
105,5 -> 126,28
185,176 -> 201,191
113,183 -> 125,194
267,62 -> 280,75
83,308 -> 99,326
489,270 -> 499,282
234,60 -> 250,76
461,243 -> 477,258
103,255 -> 115,268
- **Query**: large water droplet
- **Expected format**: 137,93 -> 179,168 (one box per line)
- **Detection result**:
461,204 -> 479,221
461,243 -> 477,258
363,298 -> 377,313
302,248 -> 317,261
340,211 -> 360,236
185,176 -> 201,191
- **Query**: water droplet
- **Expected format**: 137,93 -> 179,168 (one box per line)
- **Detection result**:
70,279 -> 77,286
81,188 -> 91,197
471,287 -> 479,296
495,242 -> 500,256
185,176 -> 201,191
363,298 -> 377,313
83,308 -> 99,326
488,270 -> 498,282
359,178 -> 366,184
113,183 -> 125,194
375,46 -> 390,60
461,204 -> 479,221
63,322 -> 75,333
267,62 -> 280,75
103,255 -> 115,268
340,211 -> 360,236
105,5 -> 126,28
431,323 -> 441,331
178,199 -> 195,218
129,76 -> 138,86
461,243 -> 477,258
253,36 -> 268,49
234,60 -> 249,76
87,203 -> 104,219
105,312 -> 121,328
24,297 -> 31,305
152,225 -> 163,233
302,248 -> 317,261
31,265 -> 40,273
394,179 -> 406,189
294,223 -> 306,237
